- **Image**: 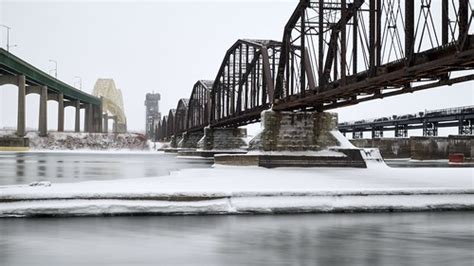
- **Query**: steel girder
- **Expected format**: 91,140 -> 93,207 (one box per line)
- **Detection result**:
273,0 -> 474,111
175,98 -> 189,135
156,116 -> 167,140
338,105 -> 474,135
166,109 -> 176,139
187,80 -> 213,132
209,39 -> 282,128
158,0 -> 474,141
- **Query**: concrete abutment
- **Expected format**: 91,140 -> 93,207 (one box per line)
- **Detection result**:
178,131 -> 204,149
216,110 -> 367,168
197,127 -> 247,151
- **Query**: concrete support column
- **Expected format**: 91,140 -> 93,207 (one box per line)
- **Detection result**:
94,106 -> 100,133
38,86 -> 48,137
84,104 -> 89,132
16,75 -> 26,137
249,110 -> 341,152
213,110 -> 368,168
75,100 -> 81,132
103,113 -> 109,133
87,103 -> 93,132
112,117 -> 117,133
57,92 -> 64,132
90,105 -> 96,133
197,127 -> 247,151
178,131 -> 204,149
98,98 -> 104,133
170,134 -> 183,148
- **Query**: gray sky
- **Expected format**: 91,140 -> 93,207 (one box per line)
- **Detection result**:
1,0 -> 473,134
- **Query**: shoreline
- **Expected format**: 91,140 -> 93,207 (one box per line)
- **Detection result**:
1,162 -> 472,217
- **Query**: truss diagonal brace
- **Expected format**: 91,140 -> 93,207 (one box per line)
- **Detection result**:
322,0 -> 364,85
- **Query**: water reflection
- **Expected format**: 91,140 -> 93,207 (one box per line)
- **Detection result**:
0,152 -> 213,185
15,153 -> 25,184
0,212 -> 472,266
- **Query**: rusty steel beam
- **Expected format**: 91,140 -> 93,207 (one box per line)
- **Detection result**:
159,0 -> 474,137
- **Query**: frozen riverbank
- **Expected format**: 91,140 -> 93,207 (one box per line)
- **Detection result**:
0,130 -> 148,151
1,162 -> 472,217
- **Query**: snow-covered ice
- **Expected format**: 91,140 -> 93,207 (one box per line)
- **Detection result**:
0,159 -> 472,217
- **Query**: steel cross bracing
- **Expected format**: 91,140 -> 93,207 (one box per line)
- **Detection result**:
273,0 -> 474,111
157,0 -> 474,141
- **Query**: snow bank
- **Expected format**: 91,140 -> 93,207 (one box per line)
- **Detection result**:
26,132 -> 148,151
0,164 -> 473,217
331,130 -> 356,148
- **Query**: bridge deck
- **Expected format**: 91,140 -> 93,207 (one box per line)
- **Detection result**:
0,48 -> 100,105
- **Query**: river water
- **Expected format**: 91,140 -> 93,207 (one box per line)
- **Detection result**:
0,151 -> 473,265
0,212 -> 473,265
0,151 -> 213,186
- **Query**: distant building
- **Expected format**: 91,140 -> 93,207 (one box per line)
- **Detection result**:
144,93 -> 161,139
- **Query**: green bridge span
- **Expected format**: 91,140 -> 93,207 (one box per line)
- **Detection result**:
0,48 -> 103,136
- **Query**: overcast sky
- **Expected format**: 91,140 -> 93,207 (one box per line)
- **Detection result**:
1,0 -> 473,134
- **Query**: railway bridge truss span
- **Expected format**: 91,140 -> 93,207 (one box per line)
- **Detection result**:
158,0 -> 474,140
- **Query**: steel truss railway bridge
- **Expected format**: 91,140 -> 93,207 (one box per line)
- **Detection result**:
339,105 -> 474,138
157,0 -> 474,145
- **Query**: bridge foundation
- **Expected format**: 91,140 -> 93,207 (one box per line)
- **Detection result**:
38,86 -> 48,137
57,93 -> 64,132
216,110 -> 368,168
84,103 -> 92,133
178,131 -> 204,149
169,135 -> 182,149
249,111 -> 341,151
103,113 -> 109,133
16,75 -> 26,137
75,101 -> 81,133
197,127 -> 247,151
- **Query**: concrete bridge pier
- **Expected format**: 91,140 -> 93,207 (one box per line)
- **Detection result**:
92,104 -> 99,133
38,85 -> 48,137
249,111 -> 342,152
197,127 -> 247,151
16,75 -> 26,137
178,130 -> 204,149
84,103 -> 92,133
96,102 -> 103,133
216,110 -> 368,168
57,92 -> 64,132
169,134 -> 183,149
103,113 -> 109,133
75,100 -> 81,133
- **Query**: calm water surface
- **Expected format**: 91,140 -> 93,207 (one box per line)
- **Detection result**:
0,212 -> 473,266
0,152 -> 467,186
0,151 -> 212,185
1,152 -> 472,265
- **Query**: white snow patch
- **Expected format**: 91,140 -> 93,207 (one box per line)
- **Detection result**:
29,181 -> 51,187
246,149 -> 346,157
1,162 -> 473,216
331,130 -> 356,148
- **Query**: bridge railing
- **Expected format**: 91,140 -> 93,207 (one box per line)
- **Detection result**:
0,48 -> 100,105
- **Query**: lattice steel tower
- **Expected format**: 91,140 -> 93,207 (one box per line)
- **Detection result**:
144,93 -> 161,139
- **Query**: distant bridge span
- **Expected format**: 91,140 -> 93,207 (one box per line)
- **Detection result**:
0,48 -> 102,136
157,0 -> 474,140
